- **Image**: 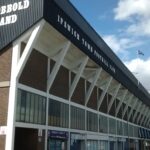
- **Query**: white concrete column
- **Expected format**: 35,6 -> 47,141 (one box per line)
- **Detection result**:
85,68 -> 102,106
107,84 -> 121,113
5,20 -> 45,150
97,77 -> 113,110
115,90 -> 128,117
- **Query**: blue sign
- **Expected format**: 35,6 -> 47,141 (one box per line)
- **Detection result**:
48,130 -> 69,139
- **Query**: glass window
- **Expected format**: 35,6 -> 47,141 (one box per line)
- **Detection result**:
40,95 -> 46,125
117,120 -> 123,135
34,95 -> 39,123
87,111 -> 98,132
123,122 -> 128,136
71,106 -> 85,130
128,124 -> 134,137
29,93 -> 35,123
16,89 -> 46,125
25,92 -> 30,122
48,99 -> 69,128
16,90 -> 21,121
133,126 -> 138,137
87,140 -> 98,150
109,118 -> 116,134
20,90 -> 26,122
99,115 -> 108,133
99,141 -> 108,150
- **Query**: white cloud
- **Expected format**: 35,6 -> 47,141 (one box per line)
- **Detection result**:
114,0 -> 150,20
103,35 -> 122,53
103,34 -> 143,60
127,19 -> 150,36
125,58 -> 150,92
114,0 -> 150,36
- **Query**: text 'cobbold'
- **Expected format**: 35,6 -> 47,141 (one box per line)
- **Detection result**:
0,0 -> 30,26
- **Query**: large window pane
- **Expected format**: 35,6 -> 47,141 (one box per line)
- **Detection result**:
16,90 -> 21,121
123,122 -> 128,136
87,111 -> 98,132
48,99 -> 69,128
20,90 -> 26,122
117,120 -> 123,135
133,126 -> 138,137
16,89 -> 46,125
99,115 -> 108,133
30,93 -> 35,123
25,92 -> 30,122
87,140 -> 98,150
128,124 -> 134,137
71,106 -> 85,130
99,141 -> 108,150
109,118 -> 116,134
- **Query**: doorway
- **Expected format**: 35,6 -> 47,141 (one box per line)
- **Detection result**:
14,127 -> 45,150
48,139 -> 67,150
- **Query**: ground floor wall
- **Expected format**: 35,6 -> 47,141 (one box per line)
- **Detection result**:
14,126 -> 149,150
0,88 -> 9,150
0,136 -> 6,150
0,46 -> 12,150
14,128 -> 45,150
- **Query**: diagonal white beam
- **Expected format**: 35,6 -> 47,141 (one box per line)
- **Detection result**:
49,42 -> 69,58
16,20 -> 45,79
137,105 -> 145,124
144,109 -> 150,126
144,116 -> 148,127
69,56 -> 88,99
128,98 -> 138,121
140,107 -> 149,126
97,77 -> 113,110
144,110 -> 150,126
122,94 -> 133,119
70,57 -> 86,70
108,84 -> 121,113
133,102 -> 142,123
115,90 -> 128,116
85,68 -> 102,106
140,106 -> 148,125
146,118 -> 150,127
86,71 -> 97,80
100,80 -> 109,88
146,117 -> 150,127
144,117 -> 148,127
47,41 -> 71,91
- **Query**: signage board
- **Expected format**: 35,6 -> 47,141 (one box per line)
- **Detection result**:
48,130 -> 69,139
0,0 -> 43,51
0,126 -> 7,135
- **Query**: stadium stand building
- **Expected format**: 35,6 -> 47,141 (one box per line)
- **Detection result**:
0,0 -> 150,150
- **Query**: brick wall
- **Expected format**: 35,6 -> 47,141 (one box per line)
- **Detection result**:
0,46 -> 12,82
0,136 -> 6,150
0,46 -> 12,150
0,88 -> 9,125
19,49 -> 48,92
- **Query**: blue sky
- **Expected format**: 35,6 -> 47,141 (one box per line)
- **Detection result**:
70,0 -> 150,92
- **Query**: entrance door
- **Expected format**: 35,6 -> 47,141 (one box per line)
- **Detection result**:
48,139 -> 66,150
14,127 -> 45,150
118,142 -> 123,150
70,140 -> 81,150
110,141 -> 115,150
